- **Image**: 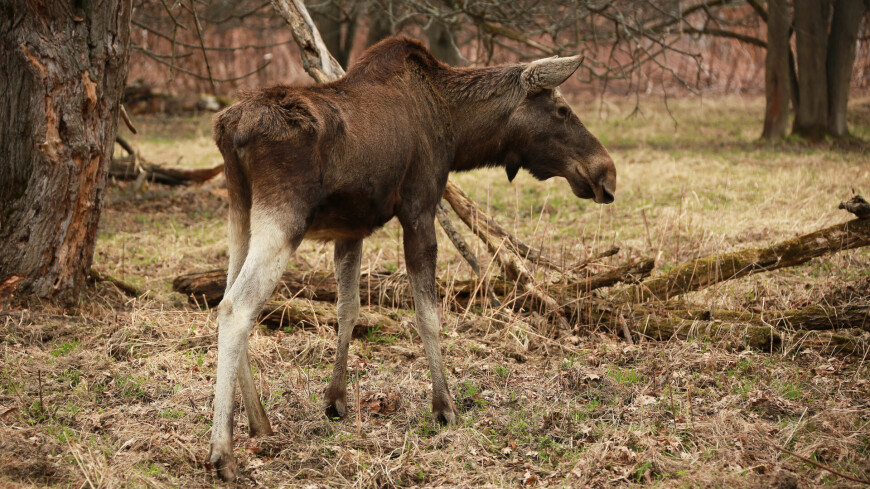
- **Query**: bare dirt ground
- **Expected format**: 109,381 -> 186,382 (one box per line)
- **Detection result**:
2,96 -> 870,488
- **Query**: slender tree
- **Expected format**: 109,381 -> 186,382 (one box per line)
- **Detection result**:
827,0 -> 868,136
762,0 -> 792,139
0,1 -> 132,302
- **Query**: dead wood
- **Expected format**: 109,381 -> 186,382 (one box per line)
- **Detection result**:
120,105 -> 137,134
615,217 -> 870,303
633,315 -> 867,354
648,304 -> 870,332
258,298 -> 398,337
634,316 -> 782,350
173,268 -> 504,309
443,181 -> 562,270
839,194 -> 870,219
173,257 -> 652,321
569,259 -> 655,292
111,137 -> 224,185
436,202 -> 501,306
88,268 -> 142,297
270,0 -> 345,83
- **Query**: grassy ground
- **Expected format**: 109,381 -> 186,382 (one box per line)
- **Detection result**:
2,95 -> 870,488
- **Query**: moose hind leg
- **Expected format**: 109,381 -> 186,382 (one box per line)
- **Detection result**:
238,348 -> 273,437
209,216 -> 299,481
226,203 -> 272,437
325,239 -> 362,419
401,215 -> 458,424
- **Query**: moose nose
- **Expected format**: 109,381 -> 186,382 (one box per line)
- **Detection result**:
592,163 -> 617,205
599,178 -> 615,204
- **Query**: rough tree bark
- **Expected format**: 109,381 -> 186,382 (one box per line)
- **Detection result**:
0,0 -> 132,302
762,0 -> 792,139
826,0 -> 867,137
792,0 -> 831,138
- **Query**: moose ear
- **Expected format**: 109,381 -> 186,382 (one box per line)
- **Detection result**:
521,55 -> 584,92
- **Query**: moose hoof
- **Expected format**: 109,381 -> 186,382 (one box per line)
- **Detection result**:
209,447 -> 239,482
433,403 -> 458,425
325,399 -> 347,420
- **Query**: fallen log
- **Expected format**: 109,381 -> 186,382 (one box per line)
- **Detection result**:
569,258 -> 654,292
172,261 -> 646,316
110,157 -> 224,185
631,315 -> 868,354
615,218 -> 870,303
647,304 -> 870,332
173,268 -> 508,309
633,316 -> 781,351
259,297 -> 399,337
88,268 -> 142,297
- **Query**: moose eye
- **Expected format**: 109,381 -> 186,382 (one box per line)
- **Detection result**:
557,105 -> 571,119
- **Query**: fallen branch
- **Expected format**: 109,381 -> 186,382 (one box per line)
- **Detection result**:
652,304 -> 870,332
111,137 -> 224,185
615,218 -> 870,303
88,268 -> 141,297
443,181 -> 562,270
436,202 -> 501,306
766,440 -> 870,485
571,259 -> 654,292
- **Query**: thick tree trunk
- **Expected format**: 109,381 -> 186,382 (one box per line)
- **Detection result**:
762,0 -> 792,139
0,1 -> 132,302
793,0 -> 831,138
826,0 -> 867,137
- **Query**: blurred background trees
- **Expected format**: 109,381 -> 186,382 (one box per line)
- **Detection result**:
129,0 -> 870,139
3,0 -> 868,302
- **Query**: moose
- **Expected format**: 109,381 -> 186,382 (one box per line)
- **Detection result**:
208,37 -> 616,480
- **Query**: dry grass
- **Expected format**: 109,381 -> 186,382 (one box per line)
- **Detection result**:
2,95 -> 870,488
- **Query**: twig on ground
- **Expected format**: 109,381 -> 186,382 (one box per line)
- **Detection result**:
89,268 -> 142,297
766,440 -> 870,485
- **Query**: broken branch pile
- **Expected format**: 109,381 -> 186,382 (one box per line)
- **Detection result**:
174,195 -> 870,355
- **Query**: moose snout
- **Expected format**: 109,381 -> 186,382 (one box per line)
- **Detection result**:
591,159 -> 617,205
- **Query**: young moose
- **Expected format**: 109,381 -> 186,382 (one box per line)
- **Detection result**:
209,37 -> 616,480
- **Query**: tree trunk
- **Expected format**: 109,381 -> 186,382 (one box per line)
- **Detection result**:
826,0 -> 867,137
365,9 -> 392,47
310,2 -> 357,69
425,21 -> 462,66
793,0 -> 831,138
762,0 -> 792,139
0,1 -> 132,302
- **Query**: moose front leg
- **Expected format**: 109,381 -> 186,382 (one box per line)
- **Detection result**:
401,214 -> 458,424
324,238 -> 362,419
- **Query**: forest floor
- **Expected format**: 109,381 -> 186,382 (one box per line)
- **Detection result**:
2,95 -> 870,488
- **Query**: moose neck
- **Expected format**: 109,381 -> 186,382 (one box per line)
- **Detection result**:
438,65 -> 526,173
